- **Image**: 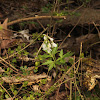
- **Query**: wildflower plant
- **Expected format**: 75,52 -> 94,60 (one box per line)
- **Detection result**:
40,34 -> 73,71
42,34 -> 57,53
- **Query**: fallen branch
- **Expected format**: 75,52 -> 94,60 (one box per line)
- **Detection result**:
7,16 -> 66,26
2,74 -> 49,84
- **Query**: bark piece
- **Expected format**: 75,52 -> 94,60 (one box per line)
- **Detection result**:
2,74 -> 49,83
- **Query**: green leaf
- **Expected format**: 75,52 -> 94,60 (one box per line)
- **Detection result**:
5,94 -> 9,99
35,61 -> 40,66
47,24 -> 50,27
26,97 -> 31,100
12,58 -> 17,63
74,12 -> 81,16
23,51 -> 29,56
69,58 -> 74,64
20,66 -> 23,70
56,19 -> 63,23
40,54 -> 50,59
7,68 -> 10,72
23,96 -> 27,100
55,61 -> 62,65
14,90 -> 18,95
29,95 -> 34,99
56,57 -> 62,62
42,60 -> 53,65
28,21 -> 38,26
38,37 -> 41,40
48,62 -> 54,71
24,65 -> 28,69
60,59 -> 66,64
10,50 -> 14,54
42,7 -> 50,13
22,81 -> 28,87
38,93 -> 41,96
18,45 -> 21,50
41,79 -> 47,84
80,53 -> 84,58
56,58 -> 66,65
39,98 -> 44,100
8,48 -> 11,54
59,49 -> 63,58
34,69 -> 38,73
0,88 -> 3,92
51,47 -> 58,56
63,51 -> 74,58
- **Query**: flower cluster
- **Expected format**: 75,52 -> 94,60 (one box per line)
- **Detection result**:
42,34 -> 57,53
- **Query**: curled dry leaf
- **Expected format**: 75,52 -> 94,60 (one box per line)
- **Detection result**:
0,18 -> 11,40
0,18 -> 21,50
19,29 -> 30,41
83,58 -> 100,90
32,85 -> 39,91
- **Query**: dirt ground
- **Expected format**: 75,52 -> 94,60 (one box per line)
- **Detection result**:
0,0 -> 100,100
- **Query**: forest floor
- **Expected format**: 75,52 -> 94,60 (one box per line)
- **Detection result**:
0,0 -> 100,100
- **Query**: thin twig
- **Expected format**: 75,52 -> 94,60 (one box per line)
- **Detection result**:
36,19 -> 45,30
70,80 -> 72,100
0,60 -> 16,73
75,42 -> 82,73
93,22 -> 100,38
75,83 -> 84,100
0,56 -> 18,72
12,85 -> 23,99
0,84 -> 13,100
7,16 -> 66,26
74,56 -> 76,100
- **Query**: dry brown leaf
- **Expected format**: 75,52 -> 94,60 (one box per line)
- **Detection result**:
0,39 -> 17,49
0,18 -> 21,51
0,18 -> 12,40
32,85 -> 39,91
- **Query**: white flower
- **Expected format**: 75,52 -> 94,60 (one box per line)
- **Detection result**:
47,43 -> 51,48
46,43 -> 52,53
47,48 -> 52,53
44,34 -> 48,40
49,37 -> 54,41
42,34 -> 57,53
51,42 -> 57,48
42,42 -> 52,53
42,43 -> 47,50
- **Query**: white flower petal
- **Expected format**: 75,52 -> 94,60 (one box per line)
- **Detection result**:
47,48 -> 52,53
51,42 -> 57,47
42,43 -> 47,50
47,43 -> 51,48
49,37 -> 54,41
42,34 -> 57,53
44,35 -> 47,40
